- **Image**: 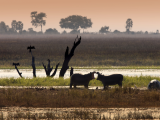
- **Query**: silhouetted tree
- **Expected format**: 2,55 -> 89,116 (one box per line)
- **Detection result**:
37,31 -> 43,34
70,29 -> 80,34
16,21 -> 23,33
28,28 -> 36,34
156,30 -> 159,34
59,36 -> 81,77
113,30 -> 120,33
62,30 -> 67,34
11,20 -> 23,33
126,18 -> 133,33
8,28 -> 17,34
99,26 -> 109,33
22,30 -> 27,34
45,28 -> 59,34
59,15 -> 92,33
31,11 -> 46,32
28,28 -> 33,32
145,31 -> 148,34
0,21 -> 8,33
11,20 -> 17,32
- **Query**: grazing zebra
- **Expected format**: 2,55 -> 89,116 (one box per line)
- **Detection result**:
96,72 -> 123,89
70,72 -> 95,89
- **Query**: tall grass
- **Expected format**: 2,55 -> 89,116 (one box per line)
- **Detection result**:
0,87 -> 160,108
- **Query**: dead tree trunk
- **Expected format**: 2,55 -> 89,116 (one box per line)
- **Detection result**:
27,45 -> 36,78
42,59 -> 59,77
59,36 -> 81,77
70,67 -> 73,77
13,63 -> 23,78
31,51 -> 36,78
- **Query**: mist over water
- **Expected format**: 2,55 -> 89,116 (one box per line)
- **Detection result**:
1,34 -> 160,40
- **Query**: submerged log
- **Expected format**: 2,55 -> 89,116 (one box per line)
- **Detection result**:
59,36 -> 81,77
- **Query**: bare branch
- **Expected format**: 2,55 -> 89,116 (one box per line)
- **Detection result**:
51,63 -> 60,77
13,63 -> 23,78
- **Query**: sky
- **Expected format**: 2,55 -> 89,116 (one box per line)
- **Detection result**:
0,0 -> 160,33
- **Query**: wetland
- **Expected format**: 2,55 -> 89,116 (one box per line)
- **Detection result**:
1,34 -> 160,119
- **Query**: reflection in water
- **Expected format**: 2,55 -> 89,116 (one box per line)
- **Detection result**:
0,69 -> 160,79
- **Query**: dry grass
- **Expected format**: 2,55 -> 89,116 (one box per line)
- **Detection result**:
0,87 -> 160,108
0,107 -> 157,119
1,34 -> 160,68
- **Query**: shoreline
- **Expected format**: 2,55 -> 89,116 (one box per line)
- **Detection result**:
1,66 -> 160,69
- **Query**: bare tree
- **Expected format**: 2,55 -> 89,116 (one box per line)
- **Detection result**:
59,36 -> 81,77
42,59 -> 60,77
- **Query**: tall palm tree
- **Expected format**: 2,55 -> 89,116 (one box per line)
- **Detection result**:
31,11 -> 46,32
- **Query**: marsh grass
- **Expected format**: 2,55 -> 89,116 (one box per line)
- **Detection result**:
1,35 -> 160,68
0,75 -> 158,87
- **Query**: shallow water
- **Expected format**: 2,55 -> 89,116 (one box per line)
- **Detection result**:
0,69 -> 160,79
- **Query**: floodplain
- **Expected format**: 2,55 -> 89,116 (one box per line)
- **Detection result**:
1,34 -> 160,119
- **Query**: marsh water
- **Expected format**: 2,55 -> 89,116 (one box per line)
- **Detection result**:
0,69 -> 160,79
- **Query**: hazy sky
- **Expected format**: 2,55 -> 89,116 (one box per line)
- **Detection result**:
0,0 -> 160,33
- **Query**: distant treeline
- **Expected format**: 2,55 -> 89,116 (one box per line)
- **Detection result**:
0,11 -> 159,35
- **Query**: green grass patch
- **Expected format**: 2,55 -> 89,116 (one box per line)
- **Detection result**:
0,75 -> 158,87
0,77 -> 70,86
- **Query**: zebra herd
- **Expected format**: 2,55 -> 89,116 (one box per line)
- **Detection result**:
70,71 -> 159,90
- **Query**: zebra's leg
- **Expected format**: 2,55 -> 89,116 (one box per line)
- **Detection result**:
118,82 -> 122,88
106,85 -> 109,89
70,82 -> 72,89
103,84 -> 106,90
74,84 -> 77,88
84,84 -> 88,89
